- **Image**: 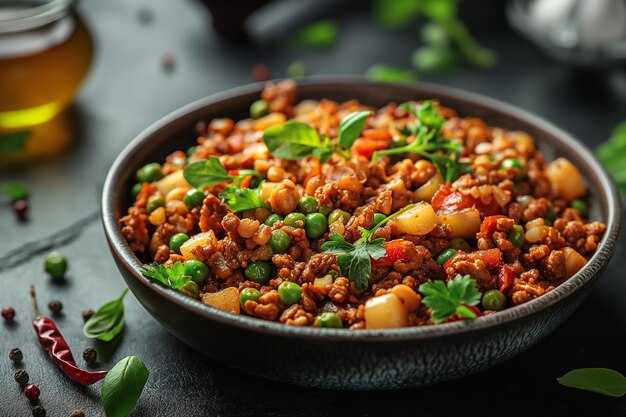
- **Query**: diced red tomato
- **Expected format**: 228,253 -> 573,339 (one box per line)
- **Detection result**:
352,138 -> 389,159
498,264 -> 515,293
443,250 -> 464,270
480,215 -> 508,239
371,240 -> 410,267
431,185 -> 502,217
478,248 -> 502,269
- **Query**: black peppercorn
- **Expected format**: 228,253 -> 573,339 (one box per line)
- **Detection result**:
9,348 -> 23,363
82,348 -> 97,365
47,300 -> 63,315
81,308 -> 94,322
70,410 -> 85,417
14,369 -> 29,385
32,405 -> 46,417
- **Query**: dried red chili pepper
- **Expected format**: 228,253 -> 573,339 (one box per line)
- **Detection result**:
29,286 -> 108,385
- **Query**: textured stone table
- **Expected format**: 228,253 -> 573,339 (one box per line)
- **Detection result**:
2,0 -> 626,416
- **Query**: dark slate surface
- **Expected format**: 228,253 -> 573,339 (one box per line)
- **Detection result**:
2,0 -> 626,416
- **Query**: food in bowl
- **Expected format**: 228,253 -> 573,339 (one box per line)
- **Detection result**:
119,80 -> 606,330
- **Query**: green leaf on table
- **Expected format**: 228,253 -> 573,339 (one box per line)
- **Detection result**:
83,289 -> 129,341
296,19 -> 338,49
263,121 -> 322,160
557,368 -> 626,397
372,0 -> 421,28
412,46 -> 459,72
140,261 -> 191,290
219,183 -> 269,213
597,121 -> 626,196
419,274 -> 481,323
0,183 -> 28,201
102,355 -> 149,417
365,64 -> 417,83
183,156 -> 237,188
0,131 -> 31,157
420,22 -> 450,47
338,111 -> 373,150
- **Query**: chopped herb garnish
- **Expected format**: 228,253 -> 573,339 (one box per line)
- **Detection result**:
322,204 -> 415,289
219,182 -> 269,213
263,111 -> 373,162
0,183 -> 28,201
140,261 -> 192,290
557,368 -> 626,397
0,131 -> 30,157
418,274 -> 481,323
372,100 -> 470,183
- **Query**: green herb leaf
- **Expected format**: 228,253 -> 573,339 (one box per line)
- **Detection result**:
419,274 -> 481,323
140,261 -> 191,290
373,0 -> 421,28
263,121 -> 322,160
557,368 -> 626,397
0,183 -> 28,201
420,22 -> 450,47
412,45 -> 459,73
296,19 -> 338,49
597,122 -> 626,196
183,156 -> 237,188
365,64 -> 418,83
219,183 -> 268,213
338,111 -> 373,150
0,131 -> 31,157
102,356 -> 149,417
83,289 -> 129,341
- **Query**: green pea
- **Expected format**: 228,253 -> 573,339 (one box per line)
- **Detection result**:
328,209 -> 350,225
482,289 -> 506,311
44,251 -> 67,280
240,287 -> 261,309
146,195 -> 164,213
571,199 -> 588,217
297,196 -> 319,214
373,213 -> 387,225
184,260 -> 210,285
508,224 -> 524,248
245,261 -> 271,284
500,159 -> 524,178
436,248 -> 458,265
131,183 -> 143,199
314,312 -> 343,328
136,162 -> 163,183
390,136 -> 408,149
449,237 -> 470,251
169,233 -> 190,253
327,269 -> 340,279
269,230 -> 291,253
181,281 -> 199,298
250,99 -> 270,119
278,281 -> 301,305
264,214 -> 284,226
305,213 -> 328,239
183,189 -> 205,209
319,204 -> 333,216
186,146 -> 197,157
284,212 -> 306,228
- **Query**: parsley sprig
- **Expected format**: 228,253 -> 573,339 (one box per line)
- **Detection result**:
418,274 -> 481,323
140,261 -> 192,290
372,100 -> 470,183
322,204 -> 415,289
263,110 -> 372,162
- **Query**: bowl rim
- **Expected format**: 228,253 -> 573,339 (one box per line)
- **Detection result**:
102,76 -> 621,342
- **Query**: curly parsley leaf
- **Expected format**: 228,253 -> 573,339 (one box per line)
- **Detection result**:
557,368 -> 626,397
0,183 -> 28,201
140,261 -> 191,290
183,156 -> 237,187
219,183 -> 269,213
419,274 -> 481,323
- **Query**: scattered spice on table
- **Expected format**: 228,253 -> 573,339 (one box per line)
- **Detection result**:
83,348 -> 97,365
137,7 -> 154,24
47,300 -> 63,315
44,252 -> 67,280
251,63 -> 270,81
0,183 -> 30,221
32,405 -> 46,417
70,410 -> 85,417
160,51 -> 176,71
29,286 -> 108,385
81,308 -> 94,322
13,199 -> 29,221
24,384 -> 40,401
9,348 -> 23,363
2,306 -> 16,322
15,370 -> 29,385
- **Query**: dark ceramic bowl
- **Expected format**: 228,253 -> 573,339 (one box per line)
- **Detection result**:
102,78 -> 621,390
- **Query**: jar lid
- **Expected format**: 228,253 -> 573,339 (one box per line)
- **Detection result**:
0,0 -> 75,34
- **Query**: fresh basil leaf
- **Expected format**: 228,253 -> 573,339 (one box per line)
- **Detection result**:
338,111 -> 373,150
102,356 -> 149,417
557,368 -> 626,397
365,64 -> 417,83
296,19 -> 338,49
183,156 -> 236,188
0,131 -> 30,157
219,184 -> 268,213
0,183 -> 28,201
83,289 -> 128,341
263,121 -> 322,160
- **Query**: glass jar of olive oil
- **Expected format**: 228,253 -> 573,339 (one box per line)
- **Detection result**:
0,0 -> 93,163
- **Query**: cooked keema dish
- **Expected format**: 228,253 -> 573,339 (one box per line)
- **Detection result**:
120,80 -> 606,329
